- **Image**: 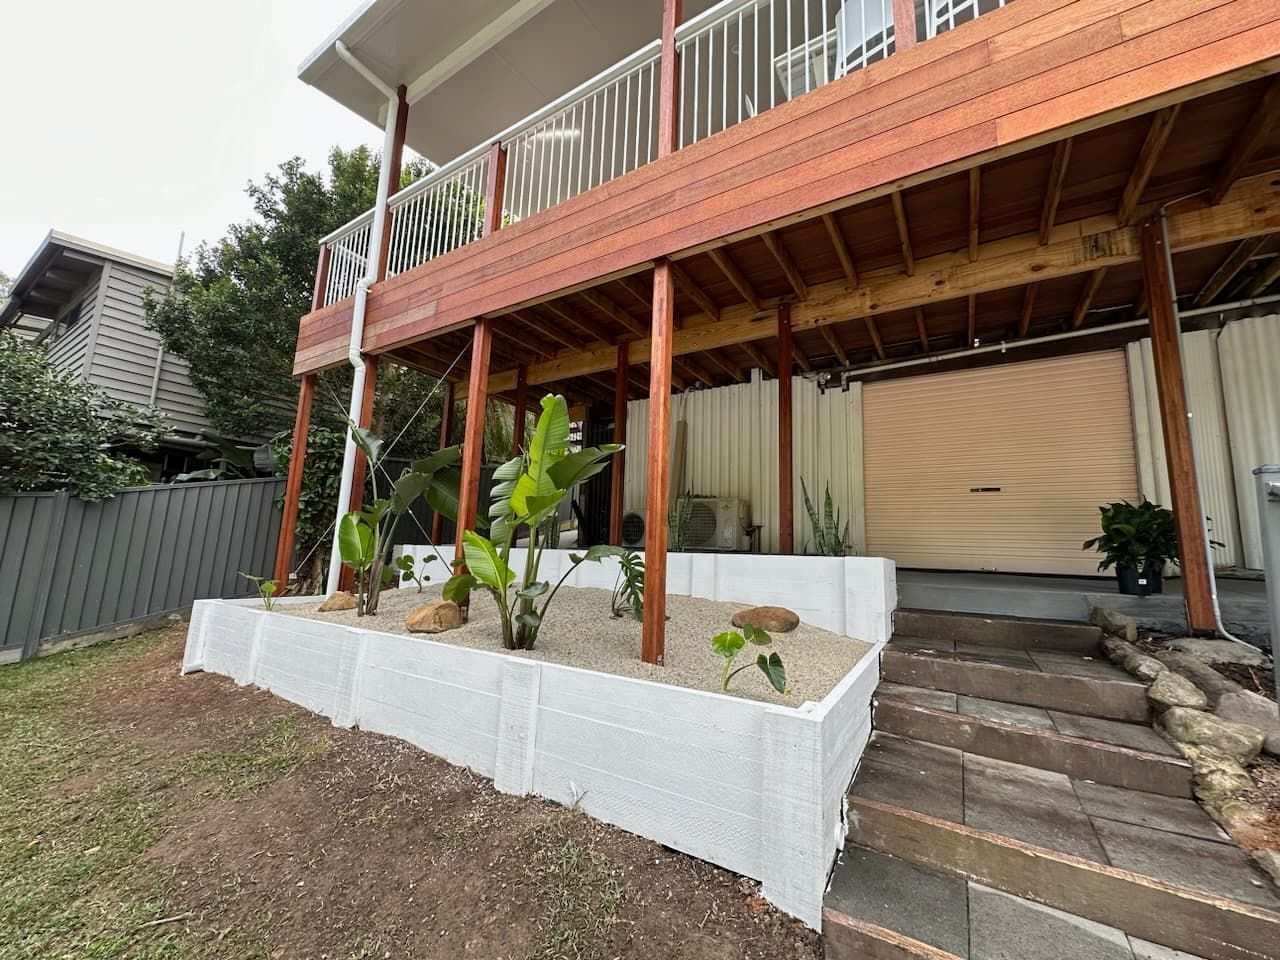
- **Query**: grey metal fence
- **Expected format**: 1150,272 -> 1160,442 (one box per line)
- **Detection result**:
0,477 -> 283,663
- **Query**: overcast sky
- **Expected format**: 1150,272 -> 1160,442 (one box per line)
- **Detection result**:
0,1 -> 388,277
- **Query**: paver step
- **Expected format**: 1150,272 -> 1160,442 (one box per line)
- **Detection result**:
893,609 -> 1103,654
824,847 -> 1219,960
839,733 -> 1280,960
874,695 -> 1193,797
881,646 -> 1150,722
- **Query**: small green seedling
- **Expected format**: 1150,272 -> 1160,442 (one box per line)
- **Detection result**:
240,572 -> 278,611
712,624 -> 787,694
395,553 -> 437,592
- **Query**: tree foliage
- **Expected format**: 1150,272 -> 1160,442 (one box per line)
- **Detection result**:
0,333 -> 166,500
0,269 -> 11,299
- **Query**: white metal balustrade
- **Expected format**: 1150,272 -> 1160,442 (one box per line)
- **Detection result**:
385,150 -> 491,279
314,0 -> 1012,308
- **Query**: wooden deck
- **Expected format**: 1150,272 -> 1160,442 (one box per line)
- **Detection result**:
294,0 -> 1280,408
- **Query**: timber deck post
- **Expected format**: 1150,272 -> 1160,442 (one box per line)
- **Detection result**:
275,242 -> 330,589
1140,214 -> 1215,634
778,303 -> 794,555
640,0 -> 682,666
610,343 -> 629,544
456,321 -> 493,555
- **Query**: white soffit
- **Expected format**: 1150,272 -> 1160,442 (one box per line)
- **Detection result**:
299,0 -> 719,162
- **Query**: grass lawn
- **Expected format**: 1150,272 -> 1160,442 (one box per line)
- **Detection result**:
0,624 -> 819,960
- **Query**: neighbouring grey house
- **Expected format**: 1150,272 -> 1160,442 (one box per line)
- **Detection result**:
1,230 -> 213,477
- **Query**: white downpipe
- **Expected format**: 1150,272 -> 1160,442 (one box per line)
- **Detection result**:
324,43 -> 401,594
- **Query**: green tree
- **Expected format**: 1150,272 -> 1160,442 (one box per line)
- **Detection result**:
0,333 -> 166,499
0,269 -> 12,299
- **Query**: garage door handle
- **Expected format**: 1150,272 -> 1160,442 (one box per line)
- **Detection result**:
969,487 -> 1002,493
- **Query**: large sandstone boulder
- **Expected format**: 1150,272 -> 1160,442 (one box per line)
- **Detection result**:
1101,636 -> 1165,682
1169,637 -> 1271,668
1183,747 -> 1256,803
1253,850 -> 1280,889
1090,607 -> 1137,644
1214,690 -> 1280,757
1147,670 -> 1208,712
318,592 -> 358,612
1154,651 -> 1242,707
731,606 -> 800,633
406,600 -> 462,634
1159,707 -> 1265,765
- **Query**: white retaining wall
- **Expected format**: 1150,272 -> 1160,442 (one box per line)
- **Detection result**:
182,550 -> 895,928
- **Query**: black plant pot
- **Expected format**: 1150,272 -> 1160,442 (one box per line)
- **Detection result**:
1116,563 -> 1163,597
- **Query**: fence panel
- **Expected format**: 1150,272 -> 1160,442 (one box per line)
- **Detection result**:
0,478 -> 283,662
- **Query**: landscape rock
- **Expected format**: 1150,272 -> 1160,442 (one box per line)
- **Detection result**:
1154,651 -> 1243,706
406,600 -> 462,634
1208,798 -> 1269,844
1159,707 -> 1265,765
1252,850 -> 1280,889
1214,691 -> 1280,757
1147,670 -> 1208,712
1091,607 -> 1138,644
1101,636 -> 1166,682
731,605 -> 800,633
1169,637 -> 1272,668
318,592 -> 358,612
1184,748 -> 1256,803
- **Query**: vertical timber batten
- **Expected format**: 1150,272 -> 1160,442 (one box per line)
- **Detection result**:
456,140 -> 508,556
778,304 -> 794,555
893,0 -> 917,52
610,344 -> 629,544
431,380 -> 455,544
274,373 -> 316,588
1140,216 -> 1215,634
644,259 -> 676,664
512,364 -> 528,458
642,0 -> 682,666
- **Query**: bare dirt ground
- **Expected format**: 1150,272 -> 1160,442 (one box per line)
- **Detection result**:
0,624 -> 821,960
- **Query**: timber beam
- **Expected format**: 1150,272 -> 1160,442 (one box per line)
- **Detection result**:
467,177 -> 1280,395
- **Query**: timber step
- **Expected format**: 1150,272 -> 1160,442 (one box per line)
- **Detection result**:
893,609 -> 1103,654
829,732 -> 1280,960
824,849 -> 1224,960
873,695 -> 1193,797
880,647 -> 1150,722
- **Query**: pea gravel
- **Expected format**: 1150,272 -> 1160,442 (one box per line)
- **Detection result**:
289,584 -> 871,705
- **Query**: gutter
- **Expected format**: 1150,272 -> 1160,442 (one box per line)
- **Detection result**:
324,41 -> 402,595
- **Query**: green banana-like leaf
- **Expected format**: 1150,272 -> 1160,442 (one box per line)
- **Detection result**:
338,513 -> 375,569
425,465 -> 464,526
391,471 -> 431,514
352,425 -> 384,468
410,444 -> 461,477
461,529 -> 513,594
511,395 -> 570,521
546,445 -> 623,490
517,581 -> 549,601
443,573 -> 476,603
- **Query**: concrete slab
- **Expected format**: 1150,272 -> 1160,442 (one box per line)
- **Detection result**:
962,754 -> 1108,863
878,682 -> 959,712
958,695 -> 1056,729
851,756 -> 966,823
1071,781 -> 1229,843
896,570 -> 1270,647
967,884 -> 1133,960
1029,649 -> 1134,682
1048,712 -> 1180,756
1091,816 -> 1280,910
825,847 -> 971,956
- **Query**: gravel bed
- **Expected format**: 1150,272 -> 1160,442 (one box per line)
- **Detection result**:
288,584 -> 872,705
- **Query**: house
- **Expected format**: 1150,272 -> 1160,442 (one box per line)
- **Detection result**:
278,0 -> 1280,640
0,230 -> 214,477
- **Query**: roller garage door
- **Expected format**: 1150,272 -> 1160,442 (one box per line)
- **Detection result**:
863,351 -> 1139,575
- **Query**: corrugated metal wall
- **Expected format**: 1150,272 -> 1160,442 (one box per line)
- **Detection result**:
1218,314 -> 1280,570
1127,329 -> 1243,568
623,375 -> 862,554
0,478 -> 282,662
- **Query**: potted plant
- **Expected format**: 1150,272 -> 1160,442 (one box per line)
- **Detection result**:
1082,499 -> 1178,596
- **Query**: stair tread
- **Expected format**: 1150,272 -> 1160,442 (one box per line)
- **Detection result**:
826,846 -> 1213,960
888,636 -> 1134,683
849,732 -> 1278,911
877,683 -> 1180,756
